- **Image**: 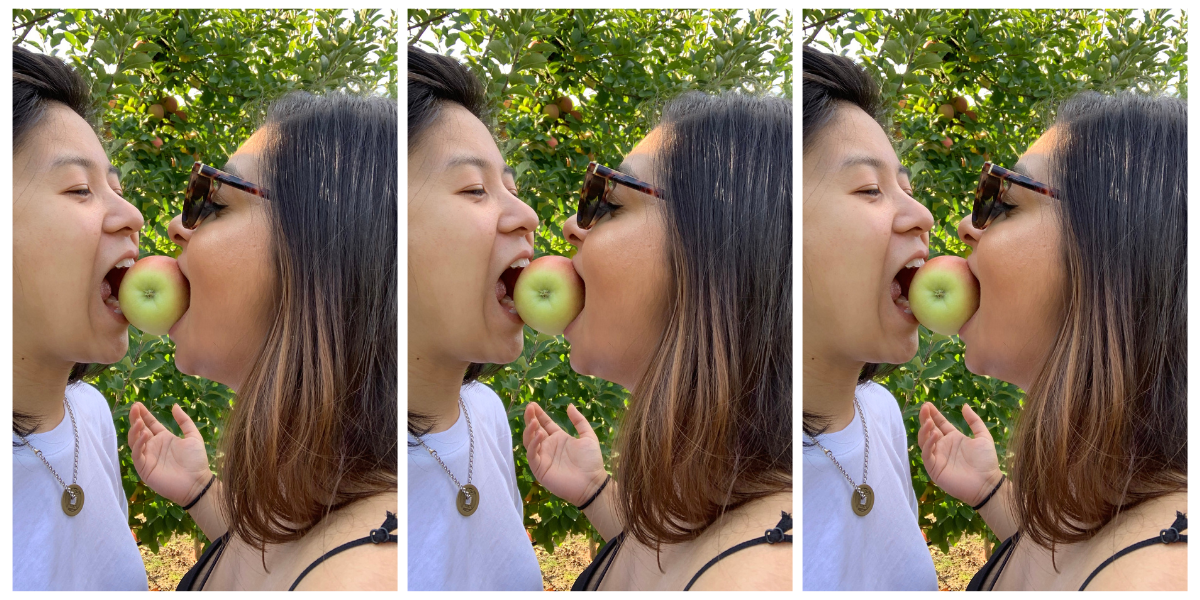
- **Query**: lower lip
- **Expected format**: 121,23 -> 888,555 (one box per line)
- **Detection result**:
958,310 -> 976,337
563,312 -> 581,340
893,297 -> 918,324
496,290 -> 523,325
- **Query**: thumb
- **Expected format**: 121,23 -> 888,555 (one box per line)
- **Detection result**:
963,404 -> 993,441
566,404 -> 597,441
172,404 -> 203,442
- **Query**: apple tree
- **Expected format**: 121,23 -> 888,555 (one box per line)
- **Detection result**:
412,8 -> 792,556
15,8 -> 398,555
803,8 -> 1186,555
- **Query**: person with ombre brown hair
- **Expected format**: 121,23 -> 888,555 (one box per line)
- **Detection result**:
920,91 -> 1187,590
124,91 -> 398,590
521,90 -> 793,590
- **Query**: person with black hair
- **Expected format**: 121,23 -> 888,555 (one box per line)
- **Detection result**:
518,92 -> 793,589
121,90 -> 399,591
406,46 -> 542,590
800,45 -> 938,590
920,91 -> 1187,591
12,45 -> 149,590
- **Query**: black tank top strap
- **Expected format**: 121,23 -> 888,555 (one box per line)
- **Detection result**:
287,511 -> 398,591
682,511 -> 793,591
1078,511 -> 1187,591
571,532 -> 626,591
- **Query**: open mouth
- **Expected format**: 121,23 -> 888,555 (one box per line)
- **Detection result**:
496,258 -> 530,317
101,258 -> 135,314
892,258 -> 924,314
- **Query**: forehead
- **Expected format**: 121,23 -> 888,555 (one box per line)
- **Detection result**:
417,103 -> 505,169
806,104 -> 901,174
20,103 -> 107,166
1014,125 -> 1061,181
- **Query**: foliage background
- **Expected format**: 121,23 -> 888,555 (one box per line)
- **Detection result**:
14,8 -> 398,554
411,8 -> 792,554
802,9 -> 1186,555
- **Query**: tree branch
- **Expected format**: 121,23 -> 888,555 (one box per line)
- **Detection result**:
15,10 -> 62,39
408,10 -> 452,45
803,10 -> 850,46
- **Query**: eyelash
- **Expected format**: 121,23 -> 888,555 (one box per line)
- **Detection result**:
69,186 -> 125,199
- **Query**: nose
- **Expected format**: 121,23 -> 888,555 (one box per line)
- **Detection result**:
958,215 -> 982,249
107,192 -> 145,242
563,213 -> 586,248
500,190 -> 539,238
167,213 -> 191,249
895,193 -> 934,238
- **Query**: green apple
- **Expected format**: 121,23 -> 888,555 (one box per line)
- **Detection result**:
119,255 -> 190,335
513,255 -> 584,336
908,255 -> 979,336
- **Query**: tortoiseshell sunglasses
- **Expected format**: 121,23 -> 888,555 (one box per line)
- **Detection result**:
972,161 -> 1058,230
182,162 -> 268,229
577,161 -> 662,229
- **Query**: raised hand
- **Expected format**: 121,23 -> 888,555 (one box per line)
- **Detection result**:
522,402 -> 607,507
917,402 -> 1003,507
128,402 -> 214,506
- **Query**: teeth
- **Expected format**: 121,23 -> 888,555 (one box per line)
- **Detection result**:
500,296 -> 517,314
114,258 -> 135,269
895,297 -> 911,309
904,258 -> 926,269
509,258 -> 531,269
104,296 -> 122,313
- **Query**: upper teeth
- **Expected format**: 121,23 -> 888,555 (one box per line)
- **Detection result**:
905,258 -> 926,269
114,258 -> 135,269
509,258 -> 531,269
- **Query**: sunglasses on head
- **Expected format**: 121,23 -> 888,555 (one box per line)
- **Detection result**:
577,161 -> 662,229
182,161 -> 268,229
972,161 -> 1058,230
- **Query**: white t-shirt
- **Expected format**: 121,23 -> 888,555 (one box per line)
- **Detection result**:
407,382 -> 542,591
12,382 -> 148,591
802,382 -> 938,591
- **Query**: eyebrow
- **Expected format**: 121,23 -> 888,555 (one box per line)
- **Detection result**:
446,154 -> 516,178
50,154 -> 120,178
839,154 -> 911,179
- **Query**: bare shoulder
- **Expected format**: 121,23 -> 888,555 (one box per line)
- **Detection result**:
686,490 -> 794,591
1081,492 -> 1187,591
290,491 -> 398,591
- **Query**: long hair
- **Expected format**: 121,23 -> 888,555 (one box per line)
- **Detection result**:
800,45 -> 892,442
1011,91 -> 1187,553
217,91 -> 398,553
12,45 -> 106,440
406,46 -> 498,440
614,91 -> 792,552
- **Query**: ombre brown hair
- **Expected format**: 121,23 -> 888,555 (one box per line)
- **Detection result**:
1010,91 -> 1186,552
218,91 -> 398,552
614,91 -> 792,550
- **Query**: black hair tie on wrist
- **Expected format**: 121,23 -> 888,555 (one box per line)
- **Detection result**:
578,474 -> 611,510
182,474 -> 217,511
972,474 -> 1006,512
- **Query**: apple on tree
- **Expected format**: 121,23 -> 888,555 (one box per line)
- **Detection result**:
513,255 -> 584,336
908,255 -> 979,336
119,255 -> 190,336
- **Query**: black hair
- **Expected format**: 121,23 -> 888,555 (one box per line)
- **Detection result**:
406,46 -> 499,440
614,90 -> 793,548
12,45 -> 104,441
217,90 -> 399,551
802,45 -> 881,155
407,45 -> 487,149
801,45 -> 892,442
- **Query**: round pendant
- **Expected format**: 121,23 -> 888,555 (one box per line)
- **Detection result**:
850,484 -> 874,517
457,484 -> 480,516
61,484 -> 85,517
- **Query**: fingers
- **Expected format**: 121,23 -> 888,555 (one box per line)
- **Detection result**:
172,404 -> 203,441
566,404 -> 597,441
531,401 -> 564,436
962,404 -> 993,441
926,402 -> 960,438
133,402 -> 168,436
522,404 -> 538,449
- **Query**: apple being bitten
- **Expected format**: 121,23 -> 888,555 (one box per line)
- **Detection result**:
118,255 -> 190,335
513,255 -> 584,336
908,255 -> 979,336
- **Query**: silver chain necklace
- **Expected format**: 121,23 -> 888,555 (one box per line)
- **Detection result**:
411,396 -> 479,516
15,396 -> 85,516
806,394 -> 874,516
